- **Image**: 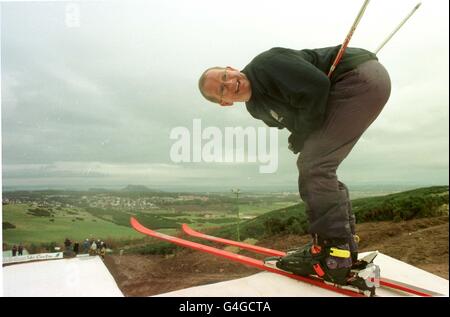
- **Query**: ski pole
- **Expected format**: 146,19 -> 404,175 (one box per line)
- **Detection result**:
328,0 -> 371,78
374,2 -> 422,55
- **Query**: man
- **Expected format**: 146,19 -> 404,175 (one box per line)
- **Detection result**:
89,239 -> 97,256
63,238 -> 74,258
64,238 -> 72,250
198,45 -> 391,285
100,241 -> 107,260
18,243 -> 24,256
82,238 -> 90,254
73,241 -> 79,255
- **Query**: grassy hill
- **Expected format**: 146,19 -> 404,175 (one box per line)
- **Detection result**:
2,204 -> 143,245
205,186 -> 449,241
352,186 -> 448,221
84,207 -> 181,229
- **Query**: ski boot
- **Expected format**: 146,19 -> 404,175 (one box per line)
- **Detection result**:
265,238 -> 353,285
264,238 -> 380,296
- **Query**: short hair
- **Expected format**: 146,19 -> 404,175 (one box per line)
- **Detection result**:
198,66 -> 225,104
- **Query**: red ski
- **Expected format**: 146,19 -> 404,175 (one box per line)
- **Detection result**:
131,217 -> 372,297
181,223 -> 441,297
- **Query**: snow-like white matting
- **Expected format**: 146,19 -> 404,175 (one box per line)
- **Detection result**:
3,256 -> 123,297
2,251 -> 448,297
155,252 -> 449,297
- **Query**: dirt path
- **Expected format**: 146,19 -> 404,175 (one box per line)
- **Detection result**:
103,216 -> 448,296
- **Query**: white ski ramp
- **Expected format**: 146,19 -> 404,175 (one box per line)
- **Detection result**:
3,256 -> 123,297
155,252 -> 449,297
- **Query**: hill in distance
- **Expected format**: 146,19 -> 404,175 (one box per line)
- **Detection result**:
120,185 -> 159,192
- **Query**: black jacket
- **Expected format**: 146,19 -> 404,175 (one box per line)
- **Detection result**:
242,46 -> 377,153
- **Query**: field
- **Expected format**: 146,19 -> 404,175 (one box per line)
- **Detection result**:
2,194 -> 298,247
3,186 -> 447,253
2,204 -> 142,244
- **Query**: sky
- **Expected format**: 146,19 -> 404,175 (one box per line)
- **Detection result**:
1,0 -> 449,191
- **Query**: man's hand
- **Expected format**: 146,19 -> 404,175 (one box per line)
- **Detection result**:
288,141 -> 299,154
288,133 -> 305,154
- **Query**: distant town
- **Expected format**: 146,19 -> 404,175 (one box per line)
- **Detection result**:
2,186 -> 301,213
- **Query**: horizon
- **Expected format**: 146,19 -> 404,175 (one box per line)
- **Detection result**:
2,182 -> 447,193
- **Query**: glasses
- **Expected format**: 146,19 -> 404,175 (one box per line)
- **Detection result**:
219,68 -> 228,104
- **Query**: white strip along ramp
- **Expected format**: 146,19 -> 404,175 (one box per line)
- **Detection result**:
155,252 -> 449,297
3,256 -> 123,297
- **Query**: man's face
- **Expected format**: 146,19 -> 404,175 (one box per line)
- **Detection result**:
202,67 -> 252,106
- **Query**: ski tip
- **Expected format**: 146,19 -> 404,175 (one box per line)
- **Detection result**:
415,2 -> 422,10
182,223 -> 198,236
130,217 -> 140,229
130,217 -> 149,235
181,223 -> 191,234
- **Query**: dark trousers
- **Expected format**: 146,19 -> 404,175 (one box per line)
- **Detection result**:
297,60 -> 391,251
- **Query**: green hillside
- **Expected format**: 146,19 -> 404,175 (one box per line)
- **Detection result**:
2,204 -> 142,245
352,186 -> 448,222
85,207 -> 180,229
207,186 -> 449,241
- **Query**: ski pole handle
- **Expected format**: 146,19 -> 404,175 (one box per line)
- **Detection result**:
328,0 -> 371,78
